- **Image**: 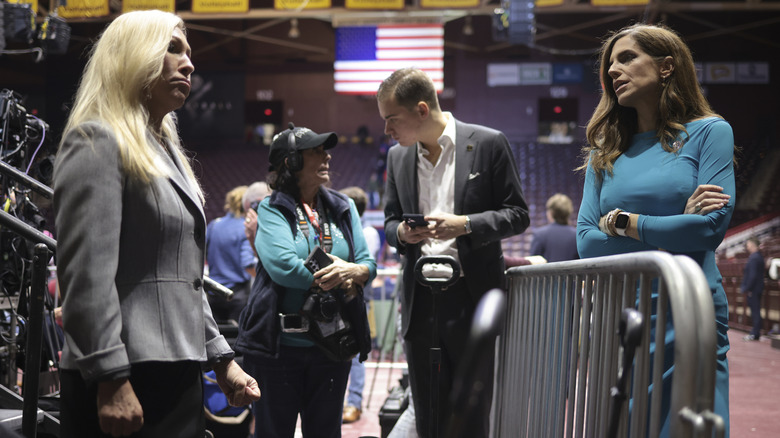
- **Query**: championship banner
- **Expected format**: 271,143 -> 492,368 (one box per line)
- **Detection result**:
123,0 -> 175,13
536,0 -> 564,6
704,63 -> 735,84
345,0 -> 403,10
591,0 -> 648,5
736,62 -> 769,84
193,0 -> 249,13
275,0 -> 332,10
7,0 -> 38,15
57,0 -> 109,19
420,0 -> 479,8
521,62 -> 552,85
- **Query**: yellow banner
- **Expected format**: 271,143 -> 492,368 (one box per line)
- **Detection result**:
420,0 -> 478,7
123,0 -> 175,13
193,0 -> 250,13
8,0 -> 38,15
536,0 -> 564,6
275,0 -> 331,10
591,0 -> 648,5
346,0 -> 403,9
57,0 -> 109,19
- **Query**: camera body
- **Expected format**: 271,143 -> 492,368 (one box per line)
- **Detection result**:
300,289 -> 359,361
301,290 -> 339,322
300,246 -> 361,361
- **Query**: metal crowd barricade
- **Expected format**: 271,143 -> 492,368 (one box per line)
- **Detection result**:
492,251 -> 724,438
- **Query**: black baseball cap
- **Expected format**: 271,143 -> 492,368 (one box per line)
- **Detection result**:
269,122 -> 338,171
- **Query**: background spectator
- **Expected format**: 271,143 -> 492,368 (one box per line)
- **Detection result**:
206,185 -> 255,324
530,193 -> 579,263
741,237 -> 765,341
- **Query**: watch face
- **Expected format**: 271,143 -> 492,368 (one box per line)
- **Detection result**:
616,213 -> 630,229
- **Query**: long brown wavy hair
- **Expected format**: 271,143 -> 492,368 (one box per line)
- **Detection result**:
580,23 -> 718,180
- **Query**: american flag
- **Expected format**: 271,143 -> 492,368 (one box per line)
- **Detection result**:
334,24 -> 444,95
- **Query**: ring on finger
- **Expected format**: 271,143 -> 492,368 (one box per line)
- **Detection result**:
694,201 -> 702,212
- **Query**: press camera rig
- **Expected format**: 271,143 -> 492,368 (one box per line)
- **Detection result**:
0,89 -> 59,384
0,89 -> 60,436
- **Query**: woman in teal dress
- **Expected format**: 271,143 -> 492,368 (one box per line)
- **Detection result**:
577,24 -> 734,436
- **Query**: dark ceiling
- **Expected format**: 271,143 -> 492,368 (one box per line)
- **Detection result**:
4,0 -> 780,75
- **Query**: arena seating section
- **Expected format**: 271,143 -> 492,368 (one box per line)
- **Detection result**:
194,137 -> 779,338
192,139 -> 585,262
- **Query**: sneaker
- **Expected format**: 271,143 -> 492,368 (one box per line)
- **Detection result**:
342,405 -> 361,423
743,334 -> 759,341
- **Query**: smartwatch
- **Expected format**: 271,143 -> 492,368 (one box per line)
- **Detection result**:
615,211 -> 631,236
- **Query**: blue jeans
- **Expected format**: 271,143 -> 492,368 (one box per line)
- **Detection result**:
346,355 -> 365,408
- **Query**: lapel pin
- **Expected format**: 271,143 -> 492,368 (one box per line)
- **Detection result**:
466,144 -> 473,152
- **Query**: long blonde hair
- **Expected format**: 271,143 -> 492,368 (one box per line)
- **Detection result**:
581,23 -> 718,180
63,10 -> 202,200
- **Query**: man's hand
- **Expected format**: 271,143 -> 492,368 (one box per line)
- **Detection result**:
427,213 -> 469,240
214,359 -> 261,407
96,378 -> 144,437
397,219 -> 436,244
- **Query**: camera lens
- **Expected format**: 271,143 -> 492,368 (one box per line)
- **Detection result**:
319,293 -> 338,320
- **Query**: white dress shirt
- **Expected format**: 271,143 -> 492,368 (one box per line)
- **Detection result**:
417,112 -> 461,277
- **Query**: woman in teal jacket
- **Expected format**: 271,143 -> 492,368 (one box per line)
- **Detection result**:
237,124 -> 376,437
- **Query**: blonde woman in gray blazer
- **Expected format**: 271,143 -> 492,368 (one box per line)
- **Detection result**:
53,11 -> 259,438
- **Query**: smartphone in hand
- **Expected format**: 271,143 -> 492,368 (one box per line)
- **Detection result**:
304,246 -> 333,273
403,213 -> 427,228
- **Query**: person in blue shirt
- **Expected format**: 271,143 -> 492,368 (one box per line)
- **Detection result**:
577,23 -> 735,436
206,185 -> 256,323
236,124 -> 376,438
741,237 -> 765,341
530,193 -> 579,263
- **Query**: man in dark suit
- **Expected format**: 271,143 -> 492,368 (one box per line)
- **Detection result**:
377,68 -> 529,437
741,237 -> 765,341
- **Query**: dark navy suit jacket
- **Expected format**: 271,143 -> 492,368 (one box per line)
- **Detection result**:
741,251 -> 765,295
530,222 -> 579,263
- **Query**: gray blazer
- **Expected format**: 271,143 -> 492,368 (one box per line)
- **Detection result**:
383,118 -> 529,336
53,121 -> 232,384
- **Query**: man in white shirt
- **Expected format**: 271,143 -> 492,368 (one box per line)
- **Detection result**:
377,68 -> 529,438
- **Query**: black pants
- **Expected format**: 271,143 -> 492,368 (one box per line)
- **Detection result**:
748,291 -> 763,337
243,345 -> 351,438
60,361 -> 205,438
209,281 -> 251,323
404,279 -> 493,438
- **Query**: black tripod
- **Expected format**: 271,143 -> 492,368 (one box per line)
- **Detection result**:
414,255 -> 460,438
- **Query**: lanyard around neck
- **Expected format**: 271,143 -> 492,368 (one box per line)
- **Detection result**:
296,201 -> 332,253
